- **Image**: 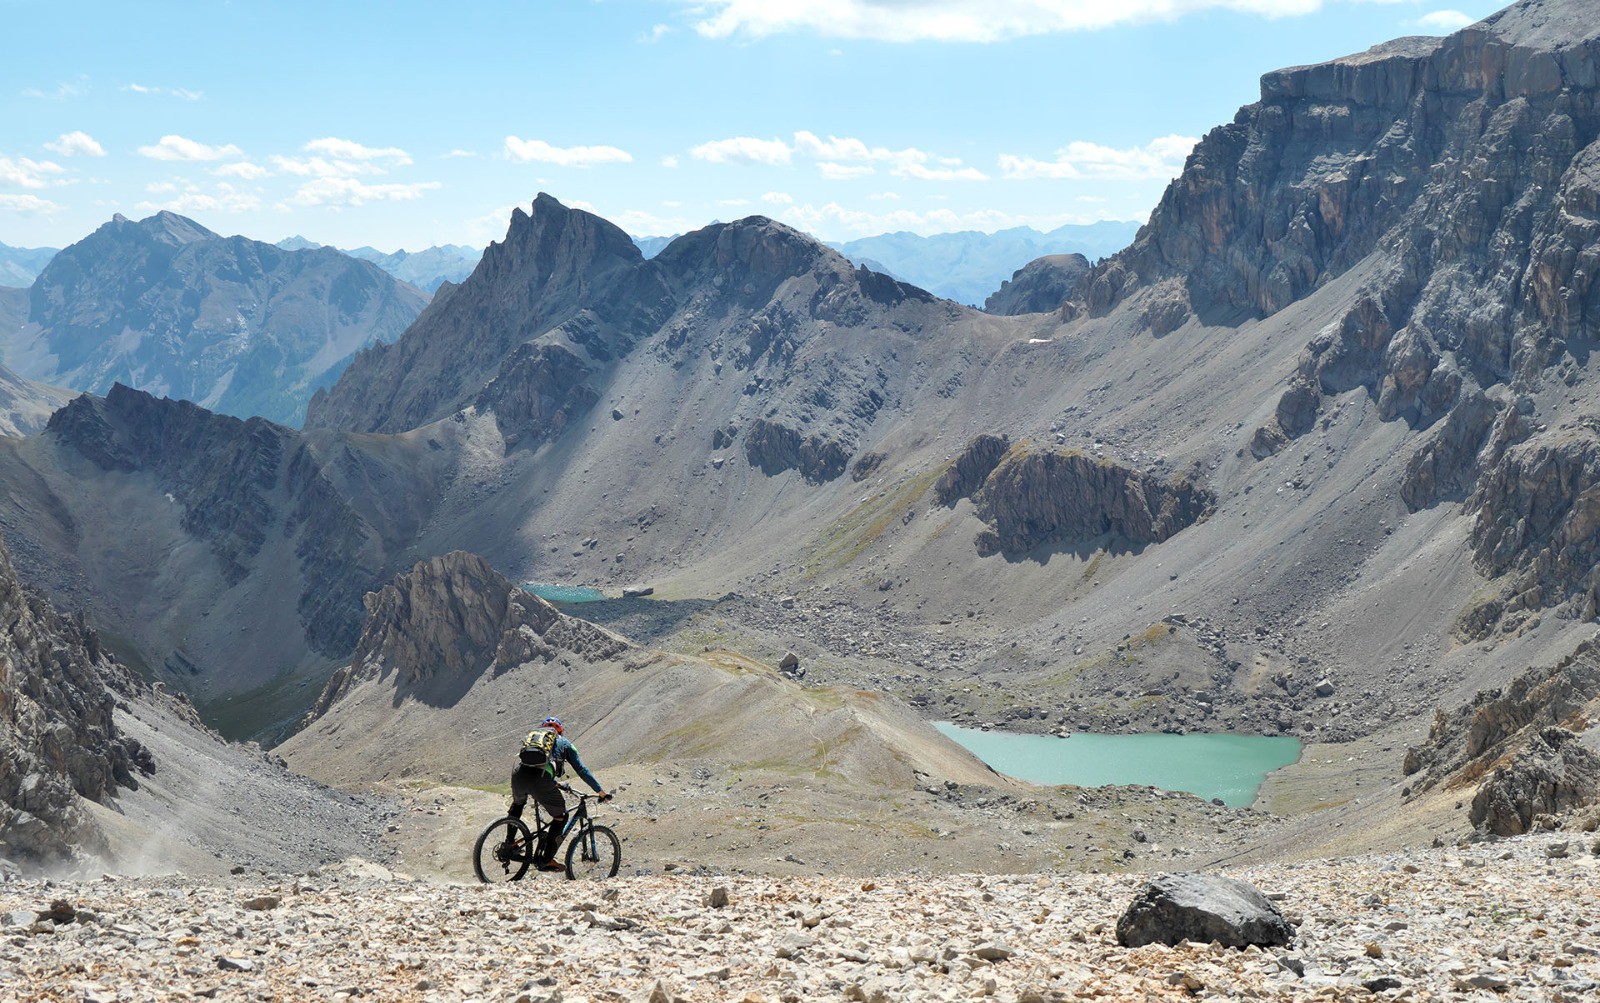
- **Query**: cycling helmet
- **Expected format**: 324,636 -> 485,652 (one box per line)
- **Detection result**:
541,716 -> 564,733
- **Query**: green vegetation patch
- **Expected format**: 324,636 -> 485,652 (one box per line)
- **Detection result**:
195,668 -> 328,745
801,465 -> 945,575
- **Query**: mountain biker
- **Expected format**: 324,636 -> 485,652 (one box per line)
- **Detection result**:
509,716 -> 611,871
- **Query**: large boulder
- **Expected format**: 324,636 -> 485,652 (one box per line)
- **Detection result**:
1116,873 -> 1294,949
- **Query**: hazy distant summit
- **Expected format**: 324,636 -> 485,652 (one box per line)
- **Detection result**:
0,240 -> 58,288
277,236 -> 482,294
0,212 -> 427,426
631,221 -> 1139,307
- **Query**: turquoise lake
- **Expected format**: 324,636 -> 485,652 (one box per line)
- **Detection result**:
522,584 -> 606,603
934,723 -> 1302,807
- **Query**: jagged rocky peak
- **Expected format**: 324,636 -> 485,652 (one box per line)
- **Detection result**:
0,531 -> 155,868
305,194 -> 671,436
486,192 -> 644,292
306,551 -> 628,720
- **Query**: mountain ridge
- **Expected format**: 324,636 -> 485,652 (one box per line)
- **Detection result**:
0,212 -> 428,426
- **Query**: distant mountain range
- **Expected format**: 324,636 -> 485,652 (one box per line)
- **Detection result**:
1,212 -> 427,426
631,221 -> 1139,307
277,237 -> 481,293
0,240 -> 58,288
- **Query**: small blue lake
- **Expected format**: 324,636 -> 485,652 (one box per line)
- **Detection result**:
522,584 -> 606,603
934,723 -> 1301,807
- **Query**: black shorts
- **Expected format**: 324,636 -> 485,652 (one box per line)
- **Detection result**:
511,765 -> 567,818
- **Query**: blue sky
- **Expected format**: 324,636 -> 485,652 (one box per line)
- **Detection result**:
1,0 -> 1507,252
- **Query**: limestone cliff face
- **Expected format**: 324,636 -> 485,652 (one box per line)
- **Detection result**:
1078,1 -> 1600,628
0,532 -> 154,866
306,551 -> 629,719
6,211 -> 425,426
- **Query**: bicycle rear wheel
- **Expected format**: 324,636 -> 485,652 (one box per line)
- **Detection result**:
565,824 -> 621,880
473,817 -> 534,883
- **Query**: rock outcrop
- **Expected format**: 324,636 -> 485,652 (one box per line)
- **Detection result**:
953,443 -> 1213,557
1115,873 -> 1294,949
934,434 -> 1010,506
1403,635 -> 1600,792
1468,727 -> 1600,836
307,551 -> 628,718
743,418 -> 851,484
983,254 -> 1091,316
0,531 -> 153,866
4,211 -> 426,426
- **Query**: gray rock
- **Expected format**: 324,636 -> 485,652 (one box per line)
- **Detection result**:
1471,728 -> 1600,836
1115,873 -> 1294,949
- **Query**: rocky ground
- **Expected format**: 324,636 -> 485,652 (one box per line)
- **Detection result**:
3,831 -> 1597,1002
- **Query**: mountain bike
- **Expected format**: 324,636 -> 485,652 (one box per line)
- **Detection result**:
472,783 -> 621,882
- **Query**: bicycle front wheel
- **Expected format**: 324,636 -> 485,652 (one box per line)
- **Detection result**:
565,824 -> 621,880
473,817 -> 534,883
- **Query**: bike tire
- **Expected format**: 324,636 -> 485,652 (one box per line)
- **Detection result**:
564,824 -> 621,880
473,817 -> 534,883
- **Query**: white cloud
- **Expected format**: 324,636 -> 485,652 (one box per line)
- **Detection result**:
283,177 -> 442,208
303,137 -> 412,164
661,155 -> 680,168
818,162 -> 875,180
0,156 -> 66,189
504,136 -> 633,167
761,191 -> 794,205
867,191 -> 902,201
1413,10 -> 1476,32
213,161 -> 269,180
641,23 -> 673,42
123,83 -> 204,100
136,185 -> 261,215
23,78 -> 87,100
900,163 -> 988,182
794,131 -> 987,181
0,193 -> 61,214
718,198 -> 751,207
44,131 -> 106,157
272,155 -> 384,178
445,149 -> 477,159
999,134 -> 1197,180
683,0 -> 1322,42
137,135 -> 244,161
690,136 -> 792,166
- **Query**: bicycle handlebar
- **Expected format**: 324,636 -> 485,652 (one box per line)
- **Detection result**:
558,782 -> 616,802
